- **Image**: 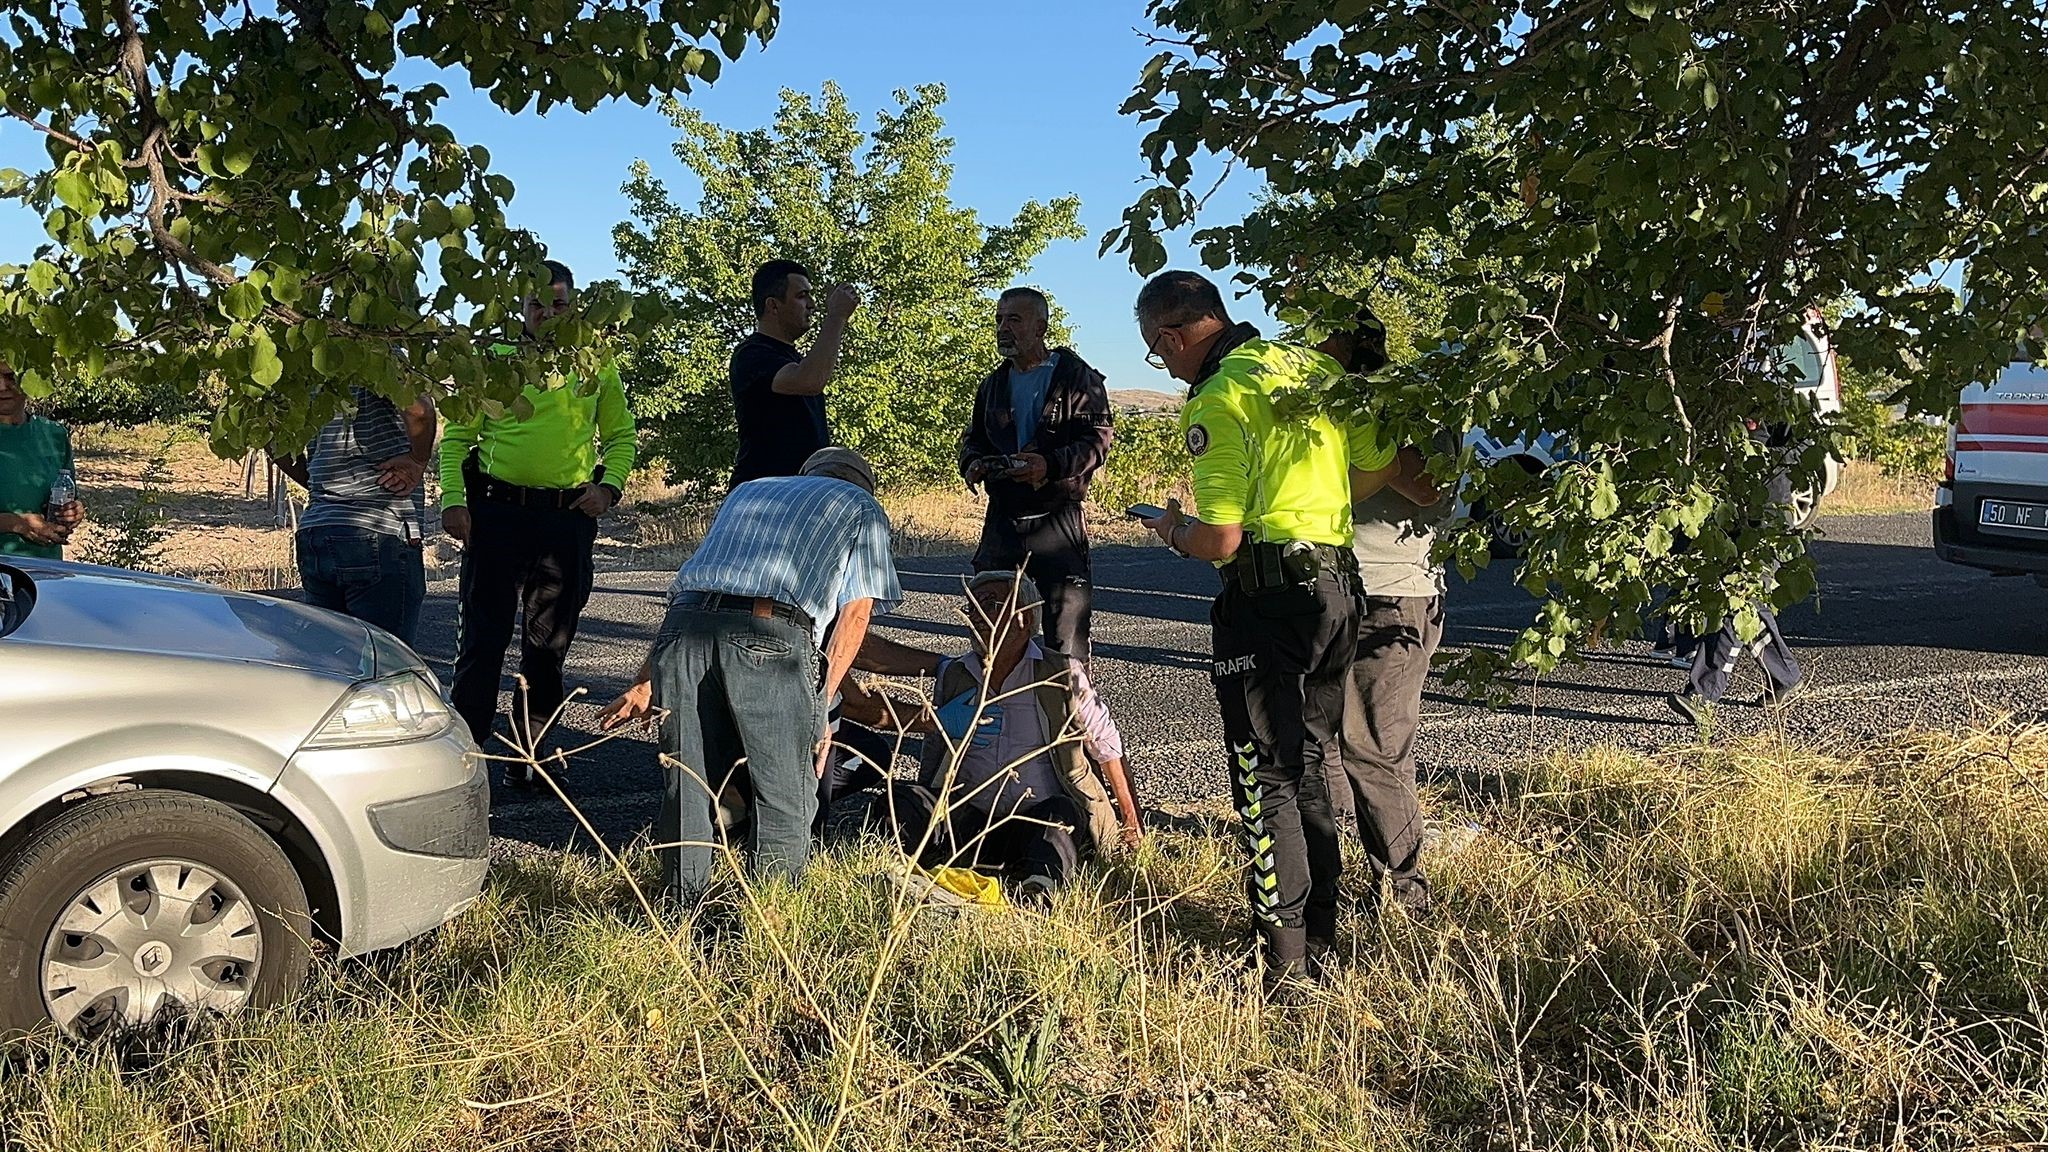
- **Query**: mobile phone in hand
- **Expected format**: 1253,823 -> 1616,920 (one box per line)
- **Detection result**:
1125,503 -> 1168,521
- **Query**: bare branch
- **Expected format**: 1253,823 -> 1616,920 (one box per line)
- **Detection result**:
1,105 -> 92,153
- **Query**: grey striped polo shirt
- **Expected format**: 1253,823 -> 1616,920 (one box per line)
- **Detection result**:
299,388 -> 424,539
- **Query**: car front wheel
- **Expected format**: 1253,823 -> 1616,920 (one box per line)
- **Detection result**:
1788,485 -> 1822,530
0,792 -> 312,1041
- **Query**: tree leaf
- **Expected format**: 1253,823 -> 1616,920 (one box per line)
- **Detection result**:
250,334 -> 283,387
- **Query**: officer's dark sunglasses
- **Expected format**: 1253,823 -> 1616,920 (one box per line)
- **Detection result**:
1144,324 -> 1184,370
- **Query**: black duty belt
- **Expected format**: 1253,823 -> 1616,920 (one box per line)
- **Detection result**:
470,470 -> 583,510
674,591 -> 816,636
1225,540 -> 1357,594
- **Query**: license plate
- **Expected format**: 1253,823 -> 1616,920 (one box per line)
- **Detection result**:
1979,499 -> 2048,532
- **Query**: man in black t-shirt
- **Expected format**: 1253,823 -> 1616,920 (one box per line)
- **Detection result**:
729,259 -> 861,486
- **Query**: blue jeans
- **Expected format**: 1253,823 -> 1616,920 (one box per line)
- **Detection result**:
295,524 -> 426,645
652,603 -> 824,900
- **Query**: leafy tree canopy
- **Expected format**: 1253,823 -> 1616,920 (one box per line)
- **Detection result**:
613,82 -> 1084,490
1110,0 -> 2048,684
0,0 -> 780,457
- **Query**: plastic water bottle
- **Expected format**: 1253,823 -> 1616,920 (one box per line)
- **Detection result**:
45,468 -> 75,515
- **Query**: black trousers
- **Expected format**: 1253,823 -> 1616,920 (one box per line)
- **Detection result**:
1332,595 -> 1439,908
451,498 -> 599,748
973,501 -> 1093,663
1690,603 -> 1802,701
811,719 -> 899,837
1211,567 -> 1360,960
882,781 -> 1081,885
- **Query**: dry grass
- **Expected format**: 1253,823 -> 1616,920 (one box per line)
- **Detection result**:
1821,460 -> 1937,518
56,424 -> 1154,588
5,716 -> 2046,1150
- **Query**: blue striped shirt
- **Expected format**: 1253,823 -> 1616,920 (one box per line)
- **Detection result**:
667,475 -> 902,644
299,388 -> 422,539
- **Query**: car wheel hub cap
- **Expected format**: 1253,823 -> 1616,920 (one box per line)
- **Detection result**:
39,859 -> 264,1037
134,941 -> 172,977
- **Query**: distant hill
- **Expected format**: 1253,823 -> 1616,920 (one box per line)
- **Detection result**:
1110,388 -> 1181,416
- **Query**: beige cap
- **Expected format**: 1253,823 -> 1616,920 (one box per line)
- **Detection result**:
799,446 -> 878,494
964,568 -> 1043,613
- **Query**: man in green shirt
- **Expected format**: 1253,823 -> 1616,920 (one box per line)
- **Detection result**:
441,261 -> 636,768
0,360 -> 86,558
1134,271 -> 1400,993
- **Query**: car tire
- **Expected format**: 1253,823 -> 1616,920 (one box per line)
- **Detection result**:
0,791 -> 312,1041
1788,485 -> 1822,531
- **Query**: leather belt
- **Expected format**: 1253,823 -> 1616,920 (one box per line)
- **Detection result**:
470,471 -> 583,510
674,591 -> 815,635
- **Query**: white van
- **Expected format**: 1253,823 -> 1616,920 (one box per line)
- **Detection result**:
1461,313 -> 1843,552
1783,310 -> 1845,528
1933,343 -> 2048,584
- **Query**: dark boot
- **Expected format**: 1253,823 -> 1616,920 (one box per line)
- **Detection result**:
1261,926 -> 1314,1004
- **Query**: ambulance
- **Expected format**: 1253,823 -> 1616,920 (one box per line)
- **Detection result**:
1933,340 -> 2048,584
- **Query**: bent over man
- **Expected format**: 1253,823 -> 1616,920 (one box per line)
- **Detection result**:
1136,271 -> 1399,991
601,448 -> 901,902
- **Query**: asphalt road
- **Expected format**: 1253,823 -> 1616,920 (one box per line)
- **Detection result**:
405,511 -> 2048,853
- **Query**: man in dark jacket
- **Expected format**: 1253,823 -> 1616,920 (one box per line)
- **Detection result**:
959,287 -> 1115,664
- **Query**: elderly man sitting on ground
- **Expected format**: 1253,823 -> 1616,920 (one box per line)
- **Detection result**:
856,570 -> 1144,901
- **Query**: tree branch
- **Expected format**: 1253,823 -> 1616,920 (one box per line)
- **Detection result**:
1,105 -> 92,153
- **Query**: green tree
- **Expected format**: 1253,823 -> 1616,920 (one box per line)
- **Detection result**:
613,83 -> 1084,490
0,0 -> 778,457
1110,1 -> 2047,681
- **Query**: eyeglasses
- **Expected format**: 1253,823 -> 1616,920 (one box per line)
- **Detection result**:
955,600 -> 1027,627
1144,324 -> 1183,371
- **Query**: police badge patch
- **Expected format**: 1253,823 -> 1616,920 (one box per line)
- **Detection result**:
1185,423 -> 1210,456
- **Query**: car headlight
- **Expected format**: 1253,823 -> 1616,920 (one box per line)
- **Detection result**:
304,672 -> 455,749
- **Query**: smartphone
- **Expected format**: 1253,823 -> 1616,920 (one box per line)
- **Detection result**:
1125,503 -> 1168,521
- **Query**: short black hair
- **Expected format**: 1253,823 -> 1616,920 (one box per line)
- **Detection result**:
1341,306 -> 1388,373
542,259 -> 574,292
1135,270 -> 1229,329
752,259 -> 811,316
997,286 -> 1050,324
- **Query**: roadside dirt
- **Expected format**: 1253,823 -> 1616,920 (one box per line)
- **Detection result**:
59,423 -> 1151,588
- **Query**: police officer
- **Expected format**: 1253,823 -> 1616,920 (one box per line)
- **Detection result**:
1135,271 -> 1400,989
442,260 -> 636,769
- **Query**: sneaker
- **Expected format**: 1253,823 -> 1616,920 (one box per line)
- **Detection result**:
1261,961 -> 1317,1006
1759,680 -> 1807,709
1667,652 -> 1695,671
1014,873 -> 1057,909
1305,937 -> 1342,985
1667,691 -> 1708,725
1390,878 -> 1434,921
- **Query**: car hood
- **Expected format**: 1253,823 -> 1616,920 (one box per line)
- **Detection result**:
2,559 -> 379,680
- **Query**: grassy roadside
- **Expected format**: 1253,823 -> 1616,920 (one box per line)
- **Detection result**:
1819,460 -> 1937,519
5,719 -> 2045,1150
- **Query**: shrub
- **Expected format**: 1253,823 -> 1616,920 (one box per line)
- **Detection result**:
1090,414 -> 1190,516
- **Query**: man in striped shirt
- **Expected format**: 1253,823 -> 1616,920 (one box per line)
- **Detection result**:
600,447 -> 901,900
272,387 -> 436,644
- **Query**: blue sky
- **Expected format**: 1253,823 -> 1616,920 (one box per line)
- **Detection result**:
0,0 -> 1262,395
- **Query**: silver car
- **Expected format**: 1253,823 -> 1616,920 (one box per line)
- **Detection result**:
0,557 -> 487,1039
